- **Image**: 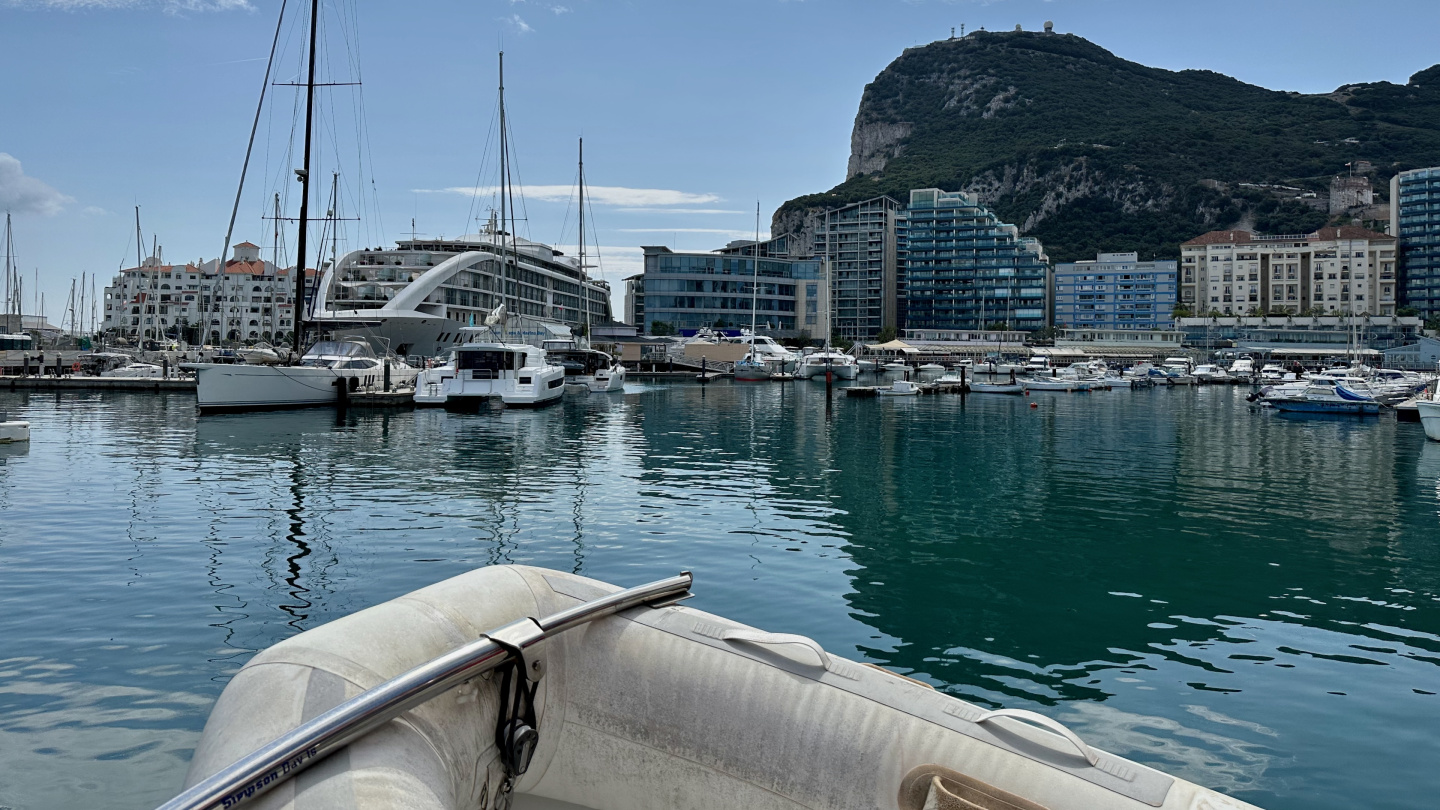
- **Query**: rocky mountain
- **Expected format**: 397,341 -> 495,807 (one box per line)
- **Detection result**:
775,31 -> 1440,263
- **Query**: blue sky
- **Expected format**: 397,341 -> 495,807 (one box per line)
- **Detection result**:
2,0 -> 1438,326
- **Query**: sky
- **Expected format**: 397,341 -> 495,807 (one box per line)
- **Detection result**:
2,0 -> 1439,327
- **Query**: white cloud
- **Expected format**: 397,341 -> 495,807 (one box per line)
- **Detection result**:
0,154 -> 73,216
416,184 -> 722,207
500,12 -> 532,33
81,206 -> 110,216
4,0 -> 252,11
619,227 -> 769,240
616,207 -> 746,215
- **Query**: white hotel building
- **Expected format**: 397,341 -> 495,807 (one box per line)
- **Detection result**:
1179,226 -> 1398,317
103,242 -> 311,343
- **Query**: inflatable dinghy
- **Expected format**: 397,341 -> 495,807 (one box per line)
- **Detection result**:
162,566 -> 1261,810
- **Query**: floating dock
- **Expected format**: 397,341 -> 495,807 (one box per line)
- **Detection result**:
847,383 -> 969,397
2,375 -> 195,392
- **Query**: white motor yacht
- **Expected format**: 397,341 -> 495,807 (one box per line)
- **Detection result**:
186,338 -> 420,413
544,339 -> 626,394
798,350 -> 859,380
1228,357 -> 1255,378
415,341 -> 565,408
236,344 -> 285,365
100,361 -> 166,378
725,333 -> 798,373
1191,364 -> 1230,383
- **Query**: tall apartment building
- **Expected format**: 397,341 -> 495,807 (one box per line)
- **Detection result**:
623,273 -> 644,326
812,196 -> 901,341
103,242 -> 308,342
1054,252 -> 1177,329
638,245 -> 826,337
1178,226 -> 1398,316
899,189 -> 1049,332
1391,166 -> 1440,320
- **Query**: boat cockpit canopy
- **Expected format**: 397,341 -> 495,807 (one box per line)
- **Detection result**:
457,348 -> 527,372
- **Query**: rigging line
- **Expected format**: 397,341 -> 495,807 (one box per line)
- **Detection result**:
217,0 -> 290,318
464,96 -> 503,237
501,97 -> 529,241
557,166 -> 579,248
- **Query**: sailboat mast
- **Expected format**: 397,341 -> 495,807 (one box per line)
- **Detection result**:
497,52 -> 511,317
3,213 -> 12,330
579,137 -> 587,338
750,200 -> 760,340
290,0 -> 321,356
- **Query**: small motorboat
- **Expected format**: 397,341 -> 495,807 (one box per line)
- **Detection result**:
168,566 -> 1263,810
877,379 -> 922,396
100,361 -> 166,378
1272,383 -> 1380,415
916,363 -> 947,376
970,382 -> 1024,395
236,344 -> 285,365
883,361 -> 910,373
1022,377 -> 1081,392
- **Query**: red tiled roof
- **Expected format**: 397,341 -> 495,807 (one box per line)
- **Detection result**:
224,260 -> 268,275
1181,230 -> 1254,247
1183,224 -> 1395,247
234,241 -> 260,249
1311,225 -> 1394,242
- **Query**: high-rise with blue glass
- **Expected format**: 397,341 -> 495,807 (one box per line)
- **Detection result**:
1392,167 -> 1440,321
1053,252 -> 1178,329
899,189 -> 1050,331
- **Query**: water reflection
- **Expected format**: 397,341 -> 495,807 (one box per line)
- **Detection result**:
0,386 -> 1438,809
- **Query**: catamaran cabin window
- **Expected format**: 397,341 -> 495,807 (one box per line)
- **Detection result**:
457,350 -> 521,372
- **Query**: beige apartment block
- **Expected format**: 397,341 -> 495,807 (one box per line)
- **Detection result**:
1178,226 -> 1398,317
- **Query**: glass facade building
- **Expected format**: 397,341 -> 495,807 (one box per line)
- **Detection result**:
900,189 -> 1050,331
1053,252 -> 1178,329
1393,166 -> 1440,320
639,246 -> 824,335
812,196 -> 901,341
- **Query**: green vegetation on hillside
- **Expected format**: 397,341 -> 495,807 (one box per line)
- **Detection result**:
780,34 -> 1440,261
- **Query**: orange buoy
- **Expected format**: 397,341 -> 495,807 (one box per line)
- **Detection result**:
1029,401 -> 1037,408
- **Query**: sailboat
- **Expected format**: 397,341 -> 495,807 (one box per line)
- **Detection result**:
411,56 -> 568,410
553,138 -> 626,394
184,0 -> 418,412
733,202 -> 772,382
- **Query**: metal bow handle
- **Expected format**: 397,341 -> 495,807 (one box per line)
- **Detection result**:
720,629 -> 831,668
976,709 -> 1099,766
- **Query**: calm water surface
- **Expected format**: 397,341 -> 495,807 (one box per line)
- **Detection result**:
1,383 -> 1438,809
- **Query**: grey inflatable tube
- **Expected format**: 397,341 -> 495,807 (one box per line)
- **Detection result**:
183,566 -> 1262,810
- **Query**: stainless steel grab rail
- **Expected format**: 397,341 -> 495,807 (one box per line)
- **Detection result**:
157,571 -> 693,810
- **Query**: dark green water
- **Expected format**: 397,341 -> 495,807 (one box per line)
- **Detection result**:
1,383 -> 1438,809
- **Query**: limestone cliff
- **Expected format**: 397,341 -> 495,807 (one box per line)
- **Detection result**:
776,31 -> 1440,263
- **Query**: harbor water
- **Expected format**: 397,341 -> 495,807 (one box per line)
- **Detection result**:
1,383 -> 1438,809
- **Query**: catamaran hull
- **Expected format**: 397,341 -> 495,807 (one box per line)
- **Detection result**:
179,565 -> 1262,810
799,362 -> 859,380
